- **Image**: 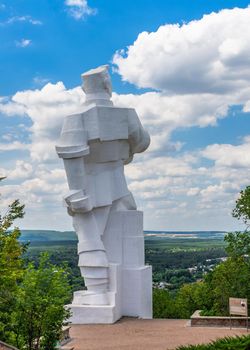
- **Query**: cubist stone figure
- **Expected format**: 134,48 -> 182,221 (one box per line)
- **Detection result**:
56,65 -> 152,323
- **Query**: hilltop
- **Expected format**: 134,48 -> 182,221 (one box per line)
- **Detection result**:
19,229 -> 226,242
20,230 -> 77,242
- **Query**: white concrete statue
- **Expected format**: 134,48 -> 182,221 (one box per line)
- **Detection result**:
56,65 -> 152,323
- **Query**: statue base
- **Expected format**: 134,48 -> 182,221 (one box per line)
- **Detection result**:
67,210 -> 152,324
66,292 -> 120,324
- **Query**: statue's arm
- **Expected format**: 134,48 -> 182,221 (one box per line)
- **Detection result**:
55,113 -> 92,214
126,109 -> 150,163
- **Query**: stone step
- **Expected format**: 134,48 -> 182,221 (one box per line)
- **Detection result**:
59,346 -> 74,350
60,325 -> 71,346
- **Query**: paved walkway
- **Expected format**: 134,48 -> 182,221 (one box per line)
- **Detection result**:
69,318 -> 248,350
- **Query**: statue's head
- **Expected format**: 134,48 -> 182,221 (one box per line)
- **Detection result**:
81,65 -> 112,104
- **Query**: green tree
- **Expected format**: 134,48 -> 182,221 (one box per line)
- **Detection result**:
232,185 -> 250,227
224,231 -> 250,258
208,185 -> 250,314
209,256 -> 250,315
198,186 -> 250,316
153,288 -> 176,318
11,253 -> 71,350
175,281 -> 213,318
1,179 -> 71,349
153,186 -> 250,319
0,178 -> 26,342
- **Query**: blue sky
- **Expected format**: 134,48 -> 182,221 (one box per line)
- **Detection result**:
0,0 -> 250,231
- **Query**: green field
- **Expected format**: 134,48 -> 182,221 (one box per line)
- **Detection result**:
23,232 -> 227,292
145,237 -> 225,251
26,236 -> 226,253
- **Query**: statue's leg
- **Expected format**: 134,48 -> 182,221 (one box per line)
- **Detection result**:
72,207 -> 110,304
111,191 -> 137,211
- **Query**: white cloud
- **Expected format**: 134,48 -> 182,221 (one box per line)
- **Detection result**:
8,161 -> 33,180
0,98 -> 26,116
0,163 -> 68,230
2,133 -> 14,141
0,82 -> 85,162
65,0 -> 96,20
112,91 -> 236,152
0,141 -> 29,152
1,7 -> 250,231
112,7 -> 250,153
4,15 -> 42,25
202,137 -> 250,168
15,39 -> 32,48
33,76 -> 50,86
243,100 -> 250,112
1,81 -> 249,231
113,7 -> 250,95
187,187 -> 200,196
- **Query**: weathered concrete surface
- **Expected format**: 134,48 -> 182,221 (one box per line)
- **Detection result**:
69,317 -> 248,350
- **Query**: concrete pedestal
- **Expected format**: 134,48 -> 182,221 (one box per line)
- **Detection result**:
67,210 -> 152,324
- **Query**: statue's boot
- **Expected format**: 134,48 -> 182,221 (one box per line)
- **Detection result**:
73,211 -> 110,305
78,246 -> 109,305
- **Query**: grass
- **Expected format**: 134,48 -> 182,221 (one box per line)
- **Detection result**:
176,335 -> 250,350
145,237 -> 226,251
26,240 -> 77,252
25,237 -> 226,253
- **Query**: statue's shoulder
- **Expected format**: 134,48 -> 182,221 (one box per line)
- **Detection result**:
61,104 -> 95,130
61,112 -> 84,132
81,105 -> 131,142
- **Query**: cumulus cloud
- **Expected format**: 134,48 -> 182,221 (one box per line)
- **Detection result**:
113,7 -> 250,94
1,7 -> 250,230
124,134 -> 250,230
65,0 -> 96,20
2,80 -> 226,163
0,141 -> 29,152
0,79 -> 249,230
0,98 -> 26,116
8,161 -> 33,180
113,91 -> 235,152
0,165 -> 68,229
0,82 -> 85,161
201,137 -> 250,168
112,8 -> 250,155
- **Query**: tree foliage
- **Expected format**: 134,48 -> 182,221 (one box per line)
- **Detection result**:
153,289 -> 176,318
0,181 -> 26,342
11,254 -> 71,350
208,256 -> 250,315
224,231 -> 250,258
175,281 -> 213,318
153,186 -> 250,319
0,179 -> 71,349
232,185 -> 250,227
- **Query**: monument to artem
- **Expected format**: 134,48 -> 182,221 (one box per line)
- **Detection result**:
56,65 -> 152,323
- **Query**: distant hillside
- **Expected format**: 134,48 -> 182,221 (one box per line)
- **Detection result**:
20,230 -> 77,242
144,231 -> 226,235
20,229 -> 226,242
144,230 -> 226,239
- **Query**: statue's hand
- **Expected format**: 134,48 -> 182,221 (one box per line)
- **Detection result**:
64,190 -> 93,214
123,154 -> 134,165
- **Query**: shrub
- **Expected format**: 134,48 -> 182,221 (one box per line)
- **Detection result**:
176,334 -> 250,350
153,288 -> 176,318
